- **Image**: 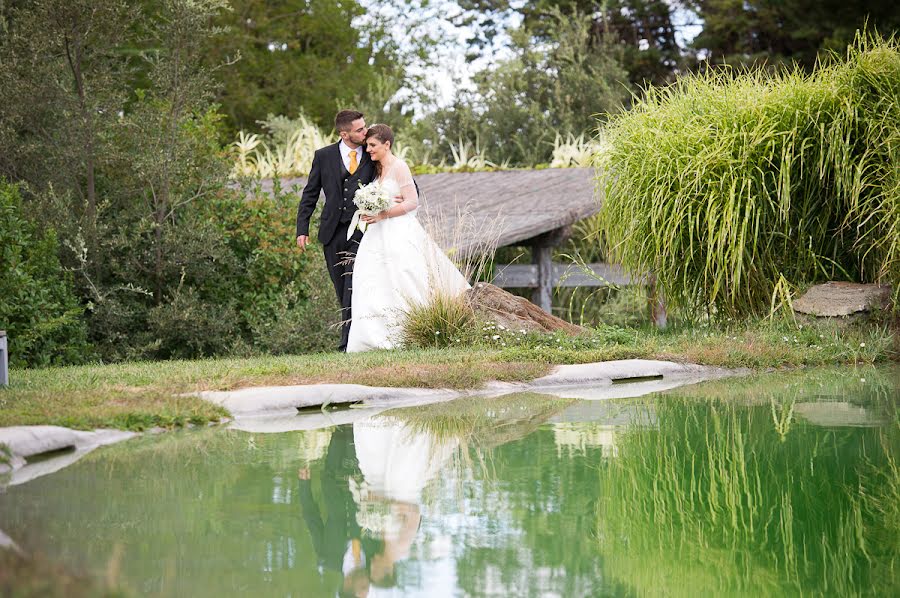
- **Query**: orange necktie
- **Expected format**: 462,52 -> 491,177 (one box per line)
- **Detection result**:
352,539 -> 361,565
348,150 -> 357,175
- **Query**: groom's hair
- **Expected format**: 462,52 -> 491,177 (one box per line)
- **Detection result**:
335,109 -> 364,132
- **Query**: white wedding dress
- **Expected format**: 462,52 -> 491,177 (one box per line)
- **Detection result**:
350,415 -> 459,537
347,159 -> 470,352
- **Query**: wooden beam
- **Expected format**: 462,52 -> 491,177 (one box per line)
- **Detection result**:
523,225 -> 572,248
492,263 -> 634,288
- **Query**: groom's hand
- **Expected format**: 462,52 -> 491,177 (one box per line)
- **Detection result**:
296,235 -> 309,251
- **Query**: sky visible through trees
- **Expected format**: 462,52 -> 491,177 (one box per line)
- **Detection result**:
366,0 -> 702,108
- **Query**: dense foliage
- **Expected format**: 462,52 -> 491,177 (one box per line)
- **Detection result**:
598,35 -> 900,316
2,0 -> 898,367
0,182 -> 92,367
686,0 -> 900,69
205,0 -> 412,136
405,7 -> 629,167
0,0 -> 339,367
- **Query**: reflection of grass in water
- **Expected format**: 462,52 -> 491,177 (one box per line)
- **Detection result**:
384,393 -> 575,447
596,395 -> 899,596
382,393 -> 576,490
670,366 -> 899,436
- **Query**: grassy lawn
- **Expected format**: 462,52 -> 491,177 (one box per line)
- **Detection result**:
0,318 -> 895,431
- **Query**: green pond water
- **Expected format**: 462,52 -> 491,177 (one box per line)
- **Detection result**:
1,367 -> 898,597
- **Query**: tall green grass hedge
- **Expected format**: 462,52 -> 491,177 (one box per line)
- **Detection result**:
598,34 -> 900,316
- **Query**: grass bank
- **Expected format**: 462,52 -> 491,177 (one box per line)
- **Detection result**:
0,318 -> 894,431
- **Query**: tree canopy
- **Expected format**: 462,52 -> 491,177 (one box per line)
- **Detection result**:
686,0 -> 900,69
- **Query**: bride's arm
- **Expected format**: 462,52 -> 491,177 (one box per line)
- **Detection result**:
384,179 -> 418,217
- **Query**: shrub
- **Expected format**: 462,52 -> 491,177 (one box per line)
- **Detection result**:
229,113 -> 329,179
210,187 -> 341,354
0,181 -> 92,367
399,292 -> 476,349
146,287 -> 242,359
244,279 -> 340,355
598,34 -> 900,317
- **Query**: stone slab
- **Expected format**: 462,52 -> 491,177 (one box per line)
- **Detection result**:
794,401 -> 886,427
197,384 -> 458,416
793,282 -> 892,317
0,426 -> 137,483
530,359 -> 739,387
201,359 -> 747,424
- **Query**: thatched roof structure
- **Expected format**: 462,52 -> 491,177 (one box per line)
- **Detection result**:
258,167 -> 600,255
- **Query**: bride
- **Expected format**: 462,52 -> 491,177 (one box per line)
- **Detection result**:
347,124 -> 470,352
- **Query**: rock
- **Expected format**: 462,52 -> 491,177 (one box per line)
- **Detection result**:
464,282 -> 582,335
794,401 -> 886,427
793,282 -> 892,318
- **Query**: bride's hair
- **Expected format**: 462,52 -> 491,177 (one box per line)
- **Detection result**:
365,124 -> 394,177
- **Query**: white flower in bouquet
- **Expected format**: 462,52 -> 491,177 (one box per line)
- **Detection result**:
347,180 -> 391,239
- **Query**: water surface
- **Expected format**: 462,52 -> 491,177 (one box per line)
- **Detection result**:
1,367 -> 897,596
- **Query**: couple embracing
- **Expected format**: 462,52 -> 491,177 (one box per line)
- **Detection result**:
296,110 -> 469,352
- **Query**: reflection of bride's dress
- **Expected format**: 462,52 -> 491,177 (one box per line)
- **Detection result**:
347,161 -> 471,352
351,416 -> 458,536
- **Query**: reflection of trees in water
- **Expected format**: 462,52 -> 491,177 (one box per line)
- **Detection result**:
448,426 -> 627,597
595,396 -> 899,596
4,372 -> 895,597
0,428 -> 347,597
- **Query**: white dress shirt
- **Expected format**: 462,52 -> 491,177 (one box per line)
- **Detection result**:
339,140 -> 362,173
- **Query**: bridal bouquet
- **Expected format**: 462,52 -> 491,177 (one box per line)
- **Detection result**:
347,181 -> 391,239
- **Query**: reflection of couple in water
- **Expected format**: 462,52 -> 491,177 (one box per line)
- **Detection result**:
298,419 -> 458,597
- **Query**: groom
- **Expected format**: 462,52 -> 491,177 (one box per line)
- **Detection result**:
296,110 -> 376,351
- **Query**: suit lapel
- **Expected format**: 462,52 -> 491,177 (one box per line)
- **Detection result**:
327,142 -> 346,178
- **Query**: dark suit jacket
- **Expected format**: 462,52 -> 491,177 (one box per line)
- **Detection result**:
295,142 -> 376,246
298,426 -> 362,573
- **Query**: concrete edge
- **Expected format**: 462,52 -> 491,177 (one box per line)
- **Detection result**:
194,359 -> 748,418
0,427 -> 137,483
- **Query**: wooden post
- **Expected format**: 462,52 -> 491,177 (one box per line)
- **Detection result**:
647,273 -> 667,329
0,330 -> 7,387
532,245 -> 553,313
526,226 -> 571,314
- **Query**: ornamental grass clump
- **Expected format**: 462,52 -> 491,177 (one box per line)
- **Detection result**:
399,292 -> 476,349
598,33 -> 900,317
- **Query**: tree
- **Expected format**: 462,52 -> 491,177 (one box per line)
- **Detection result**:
0,0 -> 138,264
457,0 -> 683,88
686,0 -> 900,70
204,0 -> 407,134
416,8 -> 629,166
